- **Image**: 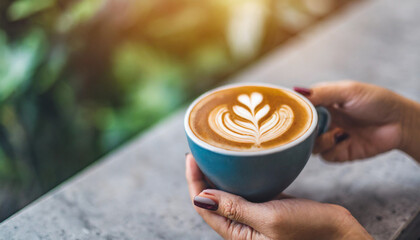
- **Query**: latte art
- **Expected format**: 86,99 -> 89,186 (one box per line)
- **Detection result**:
188,85 -> 312,151
208,92 -> 294,147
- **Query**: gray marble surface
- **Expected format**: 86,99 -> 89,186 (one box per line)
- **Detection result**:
1,0 -> 420,239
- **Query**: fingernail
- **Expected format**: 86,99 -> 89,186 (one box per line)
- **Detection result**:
293,87 -> 312,97
194,195 -> 218,211
334,132 -> 349,144
185,152 -> 190,157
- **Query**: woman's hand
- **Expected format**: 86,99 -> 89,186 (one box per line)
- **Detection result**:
295,81 -> 420,162
186,154 -> 372,240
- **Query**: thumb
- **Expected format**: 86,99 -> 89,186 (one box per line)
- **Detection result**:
308,81 -> 356,107
194,189 -> 270,231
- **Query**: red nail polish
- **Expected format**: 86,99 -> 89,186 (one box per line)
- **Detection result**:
334,132 -> 349,144
194,196 -> 218,211
293,87 -> 312,97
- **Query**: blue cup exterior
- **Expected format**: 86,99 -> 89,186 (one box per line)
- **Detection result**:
185,84 -> 329,202
186,130 -> 316,202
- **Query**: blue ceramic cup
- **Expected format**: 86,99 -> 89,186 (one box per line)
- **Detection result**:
185,83 -> 330,202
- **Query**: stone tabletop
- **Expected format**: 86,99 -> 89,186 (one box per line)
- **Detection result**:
1,0 -> 420,239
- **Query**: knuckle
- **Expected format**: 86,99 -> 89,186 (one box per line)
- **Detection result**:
223,198 -> 242,221
226,222 -> 252,240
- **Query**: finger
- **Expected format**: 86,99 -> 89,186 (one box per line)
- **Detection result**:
194,189 -> 271,233
320,137 -> 352,162
313,128 -> 345,154
185,154 -> 207,200
308,81 -> 358,107
185,155 -> 229,236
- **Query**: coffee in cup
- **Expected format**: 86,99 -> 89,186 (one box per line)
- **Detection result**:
188,86 -> 313,151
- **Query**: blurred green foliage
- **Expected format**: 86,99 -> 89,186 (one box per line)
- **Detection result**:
0,0 -> 351,221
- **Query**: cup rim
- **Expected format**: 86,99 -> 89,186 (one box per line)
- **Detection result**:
184,83 -> 318,156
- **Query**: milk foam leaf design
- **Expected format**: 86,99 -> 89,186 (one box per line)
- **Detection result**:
208,92 -> 295,147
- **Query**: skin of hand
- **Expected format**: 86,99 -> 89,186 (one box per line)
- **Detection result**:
306,81 -> 420,162
186,154 -> 373,240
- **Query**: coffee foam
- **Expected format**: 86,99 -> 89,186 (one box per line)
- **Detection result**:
208,92 -> 294,146
189,86 -> 312,151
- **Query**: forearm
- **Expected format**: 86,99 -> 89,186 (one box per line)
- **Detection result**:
399,98 -> 420,162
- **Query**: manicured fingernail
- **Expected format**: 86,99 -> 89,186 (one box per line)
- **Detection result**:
294,87 -> 312,97
185,152 -> 190,157
194,195 -> 218,211
334,132 -> 349,144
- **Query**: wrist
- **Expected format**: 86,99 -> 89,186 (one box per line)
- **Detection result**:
399,98 -> 420,161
